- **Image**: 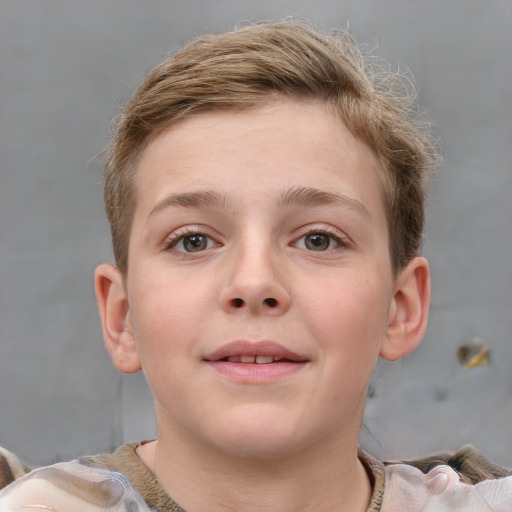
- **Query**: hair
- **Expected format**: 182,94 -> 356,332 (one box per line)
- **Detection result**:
104,21 -> 439,275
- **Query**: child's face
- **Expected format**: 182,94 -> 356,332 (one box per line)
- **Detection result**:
122,100 -> 399,456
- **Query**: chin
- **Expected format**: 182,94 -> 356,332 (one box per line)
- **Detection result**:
202,414 -> 309,459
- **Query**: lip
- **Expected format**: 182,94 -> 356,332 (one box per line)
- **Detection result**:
204,340 -> 309,383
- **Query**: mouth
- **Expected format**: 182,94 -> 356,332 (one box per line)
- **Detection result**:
203,340 -> 309,382
219,355 -> 298,364
204,340 -> 308,364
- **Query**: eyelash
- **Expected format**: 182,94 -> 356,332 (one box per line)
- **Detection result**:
293,226 -> 349,252
163,225 -> 349,255
164,227 -> 219,254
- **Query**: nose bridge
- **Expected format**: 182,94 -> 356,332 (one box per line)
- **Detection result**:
219,231 -> 290,314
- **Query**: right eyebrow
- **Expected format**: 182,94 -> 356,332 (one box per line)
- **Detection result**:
148,190 -> 233,218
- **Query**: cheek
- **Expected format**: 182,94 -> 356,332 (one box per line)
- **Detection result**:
132,266 -> 213,320
300,272 -> 391,352
128,291 -> 199,400
128,278 -> 210,362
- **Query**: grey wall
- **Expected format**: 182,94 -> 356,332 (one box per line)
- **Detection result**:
1,0 -> 511,467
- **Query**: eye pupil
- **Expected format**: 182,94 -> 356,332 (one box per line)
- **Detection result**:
183,234 -> 207,252
305,233 -> 330,251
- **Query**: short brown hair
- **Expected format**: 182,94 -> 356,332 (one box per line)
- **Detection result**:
104,22 -> 439,274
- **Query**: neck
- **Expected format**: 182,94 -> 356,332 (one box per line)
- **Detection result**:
138,424 -> 372,512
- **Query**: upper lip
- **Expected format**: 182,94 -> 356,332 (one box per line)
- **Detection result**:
204,340 -> 309,362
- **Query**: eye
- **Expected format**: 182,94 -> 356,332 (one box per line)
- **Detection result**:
295,232 -> 341,251
169,233 -> 217,253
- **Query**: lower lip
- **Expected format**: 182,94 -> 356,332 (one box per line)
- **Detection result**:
205,361 -> 307,382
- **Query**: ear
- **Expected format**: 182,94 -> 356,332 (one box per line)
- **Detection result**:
94,263 -> 142,373
380,256 -> 431,361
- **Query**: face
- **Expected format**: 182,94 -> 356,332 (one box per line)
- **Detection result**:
121,100 -> 398,457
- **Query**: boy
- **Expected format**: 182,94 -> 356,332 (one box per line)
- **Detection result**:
1,21 -> 511,512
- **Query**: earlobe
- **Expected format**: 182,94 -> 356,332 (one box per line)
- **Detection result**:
380,257 -> 431,361
94,263 -> 142,374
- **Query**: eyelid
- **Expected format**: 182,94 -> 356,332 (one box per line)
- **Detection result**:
164,225 -> 221,251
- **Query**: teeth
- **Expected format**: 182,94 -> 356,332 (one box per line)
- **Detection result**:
255,355 -> 274,364
226,355 -> 276,363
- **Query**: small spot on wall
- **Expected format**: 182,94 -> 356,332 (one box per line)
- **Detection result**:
457,338 -> 490,370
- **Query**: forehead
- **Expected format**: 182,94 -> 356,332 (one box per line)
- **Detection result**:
133,99 -> 386,218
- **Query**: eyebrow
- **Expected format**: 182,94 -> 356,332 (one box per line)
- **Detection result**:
148,186 -> 370,221
277,186 -> 371,220
149,190 -> 234,217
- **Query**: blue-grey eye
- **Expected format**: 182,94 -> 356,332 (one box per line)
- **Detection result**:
176,234 -> 212,252
304,233 -> 332,251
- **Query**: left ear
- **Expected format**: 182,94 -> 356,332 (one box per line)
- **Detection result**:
380,256 -> 431,361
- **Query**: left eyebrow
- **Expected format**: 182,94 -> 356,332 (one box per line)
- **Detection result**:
277,186 -> 371,221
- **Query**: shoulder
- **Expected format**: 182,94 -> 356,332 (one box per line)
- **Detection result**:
0,446 -> 151,511
392,445 -> 512,484
0,442 -> 183,512
0,447 -> 30,491
381,446 -> 512,511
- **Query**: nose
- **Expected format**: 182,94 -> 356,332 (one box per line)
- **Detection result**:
218,242 -> 291,316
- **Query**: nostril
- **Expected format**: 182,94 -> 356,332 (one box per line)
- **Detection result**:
232,298 -> 245,308
264,298 -> 278,308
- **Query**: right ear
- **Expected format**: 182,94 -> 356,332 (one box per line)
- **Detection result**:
94,263 -> 142,374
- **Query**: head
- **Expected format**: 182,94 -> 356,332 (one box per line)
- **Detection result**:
103,22 -> 438,276
95,22 -> 436,460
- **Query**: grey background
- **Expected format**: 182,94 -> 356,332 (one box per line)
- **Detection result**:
1,0 -> 511,467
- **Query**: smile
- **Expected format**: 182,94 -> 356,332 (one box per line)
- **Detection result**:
204,340 -> 308,363
225,355 -> 291,364
204,341 -> 309,382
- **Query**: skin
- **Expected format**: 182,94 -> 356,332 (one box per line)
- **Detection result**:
96,99 -> 430,512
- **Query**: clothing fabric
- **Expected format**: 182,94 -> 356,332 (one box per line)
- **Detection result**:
1,443 -> 511,511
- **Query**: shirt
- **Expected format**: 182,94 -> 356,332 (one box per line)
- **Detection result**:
1,442 -> 511,511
